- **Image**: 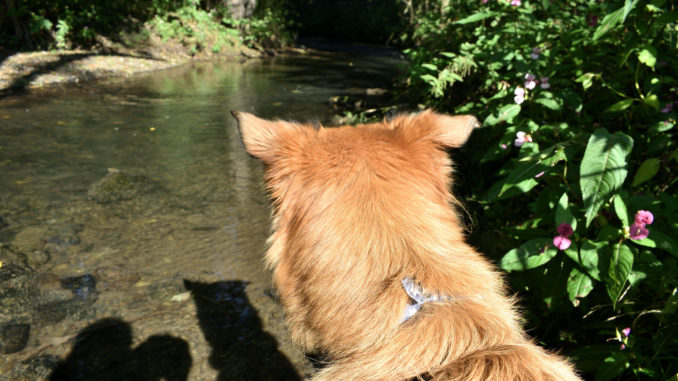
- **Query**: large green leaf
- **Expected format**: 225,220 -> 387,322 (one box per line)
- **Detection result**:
555,192 -> 577,230
567,267 -> 594,306
606,243 -> 634,308
498,146 -> 566,198
580,128 -> 634,228
500,238 -> 558,272
593,0 -> 639,40
566,239 -> 604,281
631,157 -> 661,186
483,103 -> 521,126
454,11 -> 501,25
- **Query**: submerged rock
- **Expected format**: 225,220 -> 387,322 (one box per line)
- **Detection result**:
87,168 -> 158,203
0,321 -> 30,354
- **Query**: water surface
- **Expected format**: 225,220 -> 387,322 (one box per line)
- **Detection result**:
0,44 -> 401,380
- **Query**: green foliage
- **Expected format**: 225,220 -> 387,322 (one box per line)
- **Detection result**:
400,0 -> 678,379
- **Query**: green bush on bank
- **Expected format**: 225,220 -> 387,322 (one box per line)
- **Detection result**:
0,0 -> 293,53
398,1 -> 677,379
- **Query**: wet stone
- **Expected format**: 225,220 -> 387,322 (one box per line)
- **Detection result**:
0,263 -> 29,283
0,321 -> 30,354
87,168 -> 159,203
12,226 -> 48,253
60,274 -> 97,299
19,354 -> 61,380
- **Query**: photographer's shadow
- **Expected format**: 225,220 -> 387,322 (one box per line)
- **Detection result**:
184,279 -> 300,381
49,318 -> 191,381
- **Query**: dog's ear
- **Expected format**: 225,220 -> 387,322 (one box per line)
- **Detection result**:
231,111 -> 308,162
399,110 -> 479,148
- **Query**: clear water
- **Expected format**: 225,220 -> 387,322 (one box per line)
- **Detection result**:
0,44 -> 402,380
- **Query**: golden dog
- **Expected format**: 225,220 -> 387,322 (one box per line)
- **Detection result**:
233,110 -> 581,380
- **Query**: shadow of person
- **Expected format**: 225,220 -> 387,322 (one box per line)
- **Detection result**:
49,318 -> 191,381
184,279 -> 301,381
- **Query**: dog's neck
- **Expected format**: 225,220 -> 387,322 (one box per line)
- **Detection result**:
400,277 -> 453,323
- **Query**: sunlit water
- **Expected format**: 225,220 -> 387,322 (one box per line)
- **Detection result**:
0,43 -> 402,380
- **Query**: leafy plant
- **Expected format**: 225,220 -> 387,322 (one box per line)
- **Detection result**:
398,0 -> 678,379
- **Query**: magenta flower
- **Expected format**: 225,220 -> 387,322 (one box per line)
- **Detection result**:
588,14 -> 598,27
629,223 -> 649,240
622,327 -> 631,337
510,0 -> 521,6
500,143 -> 508,149
525,74 -> 537,90
482,0 -> 488,3
514,86 -> 525,104
514,131 -> 532,147
629,210 -> 653,240
661,103 -> 673,113
540,77 -> 550,89
530,47 -> 541,60
553,222 -> 573,251
635,210 -> 654,225
535,171 -> 545,178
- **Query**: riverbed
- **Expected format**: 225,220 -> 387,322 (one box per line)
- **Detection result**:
0,43 -> 402,380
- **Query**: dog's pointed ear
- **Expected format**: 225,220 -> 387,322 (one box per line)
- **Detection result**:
400,110 -> 479,148
231,111 -> 307,162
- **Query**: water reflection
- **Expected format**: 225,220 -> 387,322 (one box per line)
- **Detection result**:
0,45 -> 401,379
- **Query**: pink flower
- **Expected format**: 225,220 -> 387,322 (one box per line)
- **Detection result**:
540,77 -> 550,89
535,171 -> 545,178
514,131 -> 532,147
500,143 -> 508,149
510,0 -> 521,6
557,222 -> 574,237
661,103 -> 673,113
629,223 -> 649,240
553,235 -> 571,250
620,343 -> 626,350
514,86 -> 525,104
622,327 -> 631,337
530,47 -> 541,60
553,222 -> 573,251
525,74 -> 537,90
588,14 -> 598,27
482,0 -> 488,3
634,210 -> 654,225
629,210 -> 653,240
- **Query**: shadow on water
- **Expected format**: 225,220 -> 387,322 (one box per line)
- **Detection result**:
184,279 -> 301,381
49,318 -> 191,381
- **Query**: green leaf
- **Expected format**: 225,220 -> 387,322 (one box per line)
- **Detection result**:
454,11 -> 501,25
575,73 -> 596,91
500,238 -> 558,272
593,0 -> 639,40
498,147 -> 565,197
570,239 -> 605,281
631,158 -> 661,186
580,128 -> 634,228
613,194 -> 629,227
664,288 -> 678,316
604,99 -> 634,113
483,103 -> 521,126
421,63 -> 438,71
595,352 -> 629,381
606,243 -> 634,307
567,267 -> 594,306
534,96 -> 562,111
555,192 -> 577,231
637,46 -> 657,68
630,230 -> 678,257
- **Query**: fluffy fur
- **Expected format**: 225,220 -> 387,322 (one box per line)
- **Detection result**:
232,110 -> 581,381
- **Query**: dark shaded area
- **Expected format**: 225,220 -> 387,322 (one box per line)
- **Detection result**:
286,0 -> 406,44
49,318 -> 191,381
184,279 -> 301,381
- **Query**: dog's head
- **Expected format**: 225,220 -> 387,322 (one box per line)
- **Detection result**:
232,110 -> 478,268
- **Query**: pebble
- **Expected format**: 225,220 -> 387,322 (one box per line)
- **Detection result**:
0,321 -> 30,354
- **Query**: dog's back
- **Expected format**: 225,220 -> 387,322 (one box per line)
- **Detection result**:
234,110 -> 581,381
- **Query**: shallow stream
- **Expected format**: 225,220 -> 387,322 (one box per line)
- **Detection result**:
0,43 -> 402,380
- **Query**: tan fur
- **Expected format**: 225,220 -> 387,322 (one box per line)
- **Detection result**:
232,110 -> 582,381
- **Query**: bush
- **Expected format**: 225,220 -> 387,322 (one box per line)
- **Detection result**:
399,1 -> 678,379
